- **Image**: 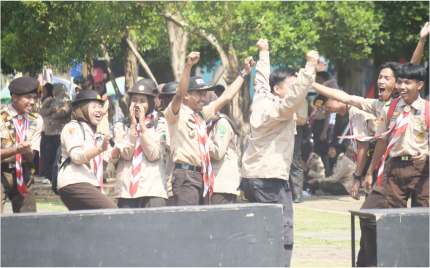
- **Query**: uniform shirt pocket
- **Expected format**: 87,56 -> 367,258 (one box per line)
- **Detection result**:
253,179 -> 278,203
412,123 -> 428,145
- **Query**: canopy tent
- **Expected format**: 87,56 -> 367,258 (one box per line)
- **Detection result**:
1,86 -> 11,104
106,76 -> 145,96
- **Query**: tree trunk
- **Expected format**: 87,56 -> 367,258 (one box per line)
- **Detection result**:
121,35 -> 138,110
224,44 -> 251,168
334,59 -> 363,144
165,18 -> 190,82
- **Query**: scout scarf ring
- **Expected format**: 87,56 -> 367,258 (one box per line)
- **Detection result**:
130,115 -> 152,197
8,105 -> 29,195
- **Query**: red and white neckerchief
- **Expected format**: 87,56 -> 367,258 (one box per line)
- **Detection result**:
129,115 -> 152,196
205,111 -> 219,132
339,106 -> 410,186
183,107 -> 214,197
8,105 -> 29,195
309,106 -> 316,129
306,152 -> 314,165
87,127 -> 104,194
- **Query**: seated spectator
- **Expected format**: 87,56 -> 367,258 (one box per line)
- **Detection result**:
303,152 -> 325,194
308,142 -> 355,196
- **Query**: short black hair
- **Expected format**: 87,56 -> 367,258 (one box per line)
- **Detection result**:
269,67 -> 296,91
215,85 -> 225,92
397,63 -> 427,82
316,71 -> 329,81
379,62 -> 400,78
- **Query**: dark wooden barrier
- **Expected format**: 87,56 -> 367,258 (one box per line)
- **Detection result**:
2,203 -> 284,267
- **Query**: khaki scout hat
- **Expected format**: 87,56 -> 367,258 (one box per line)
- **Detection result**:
158,81 -> 179,99
188,76 -> 215,92
72,90 -> 104,106
129,79 -> 158,97
9,77 -> 40,96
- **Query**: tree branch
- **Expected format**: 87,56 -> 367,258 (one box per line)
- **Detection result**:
125,37 -> 158,85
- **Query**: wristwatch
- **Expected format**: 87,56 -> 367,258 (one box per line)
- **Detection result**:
353,172 -> 361,180
238,71 -> 248,79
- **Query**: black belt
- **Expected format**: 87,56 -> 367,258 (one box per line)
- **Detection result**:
174,163 -> 202,172
392,155 -> 414,162
1,163 -> 16,173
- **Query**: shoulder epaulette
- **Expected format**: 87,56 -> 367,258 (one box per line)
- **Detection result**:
385,100 -> 392,106
219,113 -> 226,118
313,153 -> 319,159
158,117 -> 166,124
29,112 -> 39,119
338,153 -> 345,160
0,109 -> 5,114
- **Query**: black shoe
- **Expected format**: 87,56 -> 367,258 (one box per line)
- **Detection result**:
293,194 -> 303,203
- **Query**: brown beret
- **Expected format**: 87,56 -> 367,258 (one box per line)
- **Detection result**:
9,77 -> 39,95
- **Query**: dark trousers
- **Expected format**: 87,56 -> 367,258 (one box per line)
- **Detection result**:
289,126 -> 303,196
312,120 -> 330,176
241,178 -> 293,267
59,182 -> 118,211
117,197 -> 166,208
211,193 -> 237,205
41,134 -> 61,180
172,169 -> 209,206
385,158 -> 429,208
1,165 -> 37,213
319,181 -> 349,195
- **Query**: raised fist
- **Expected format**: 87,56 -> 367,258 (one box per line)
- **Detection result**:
306,50 -> 319,65
256,38 -> 269,51
186,51 -> 200,66
243,57 -> 256,75
420,22 -> 430,39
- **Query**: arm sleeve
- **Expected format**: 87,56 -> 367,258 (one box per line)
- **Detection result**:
50,101 -> 72,119
39,99 -> 53,116
29,116 -> 43,152
102,145 -> 119,164
351,111 -> 370,141
318,159 -> 347,183
267,61 -> 317,120
63,123 -> 88,165
165,102 -> 179,125
140,125 -> 163,162
254,51 -> 271,92
350,96 -> 378,116
202,102 -> 216,123
113,121 -> 137,161
297,100 -> 309,119
208,119 -> 231,160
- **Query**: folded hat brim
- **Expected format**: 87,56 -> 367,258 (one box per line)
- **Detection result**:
72,98 -> 105,106
187,86 -> 216,92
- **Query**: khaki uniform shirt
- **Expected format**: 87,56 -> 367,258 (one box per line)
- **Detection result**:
158,115 -> 175,198
1,105 -> 43,163
113,120 -> 168,199
57,122 -> 116,189
307,153 -> 326,178
165,102 -> 215,167
207,118 -> 240,195
349,106 -> 377,141
241,51 -> 317,180
39,99 -> 72,136
318,153 -> 355,193
97,99 -> 110,135
351,96 -> 391,119
296,99 -> 309,126
314,105 -> 328,120
376,96 -> 429,157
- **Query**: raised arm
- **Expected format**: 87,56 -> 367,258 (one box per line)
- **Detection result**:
170,52 -> 200,114
311,82 -> 363,109
213,57 -> 255,113
254,38 -> 271,92
410,22 -> 429,65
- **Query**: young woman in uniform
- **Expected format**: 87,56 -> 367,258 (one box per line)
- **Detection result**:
57,90 -> 132,210
113,79 -> 169,208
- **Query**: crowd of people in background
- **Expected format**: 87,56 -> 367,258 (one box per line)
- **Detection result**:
1,22 -> 429,267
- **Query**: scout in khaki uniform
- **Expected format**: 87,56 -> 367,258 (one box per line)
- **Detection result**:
113,79 -> 169,208
369,63 -> 429,209
39,83 -> 72,184
308,142 -> 355,195
290,99 -> 309,203
1,77 -> 43,213
303,152 -> 325,193
240,39 -> 318,267
57,90 -> 131,211
157,81 -> 179,206
207,113 -> 241,204
165,51 -> 255,206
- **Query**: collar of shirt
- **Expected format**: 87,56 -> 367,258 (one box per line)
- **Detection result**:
398,95 -> 422,110
8,104 -> 22,117
181,103 -> 204,121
